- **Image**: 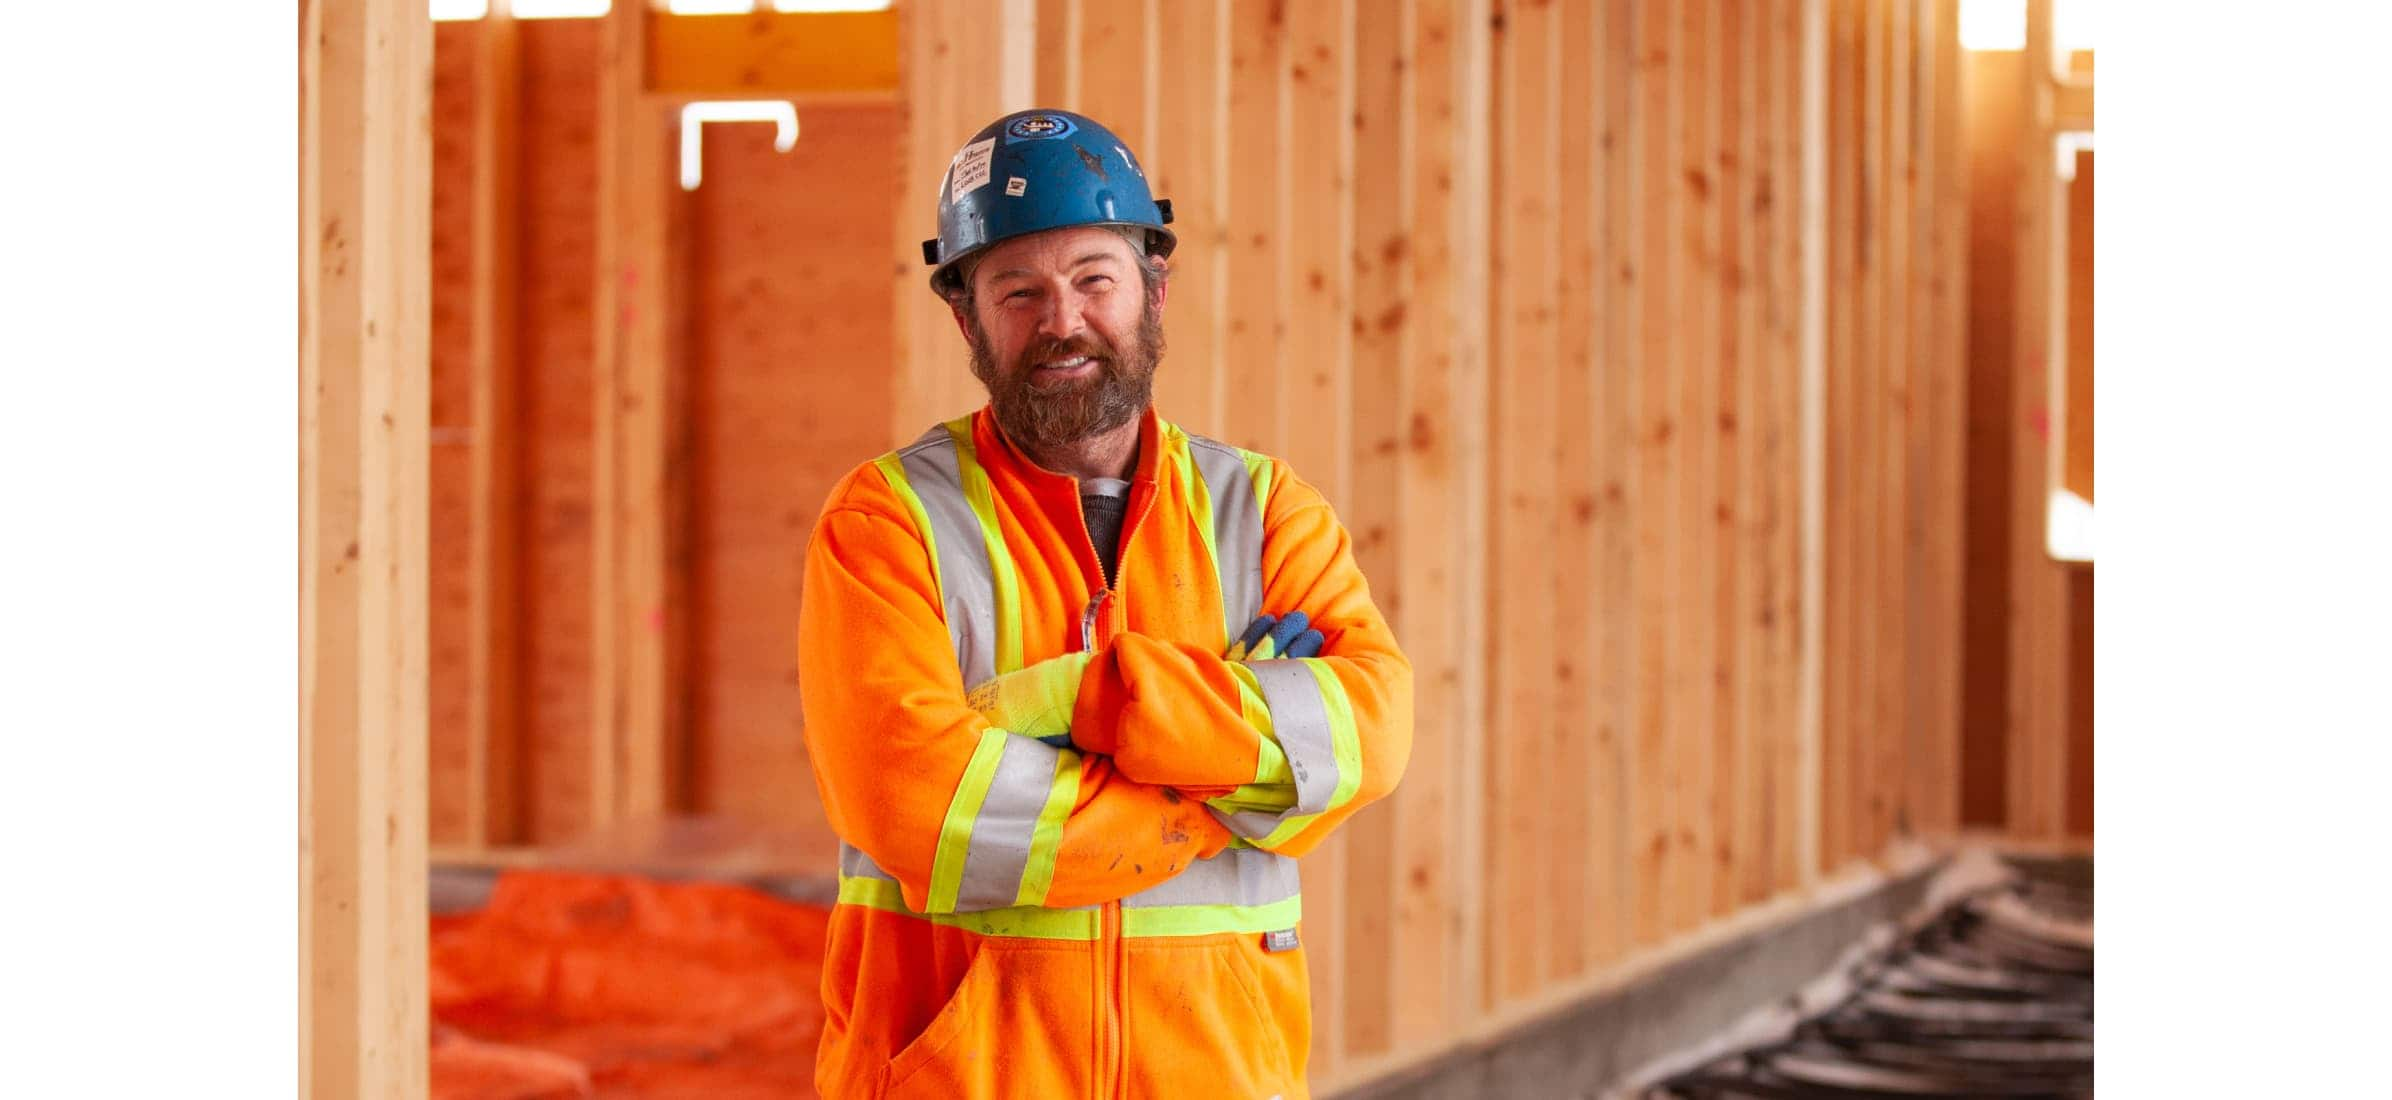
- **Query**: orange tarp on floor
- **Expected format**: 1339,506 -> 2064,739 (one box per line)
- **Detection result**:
430,871 -> 831,1099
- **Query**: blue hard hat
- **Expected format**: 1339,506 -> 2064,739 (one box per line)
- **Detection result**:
922,109 -> 1176,296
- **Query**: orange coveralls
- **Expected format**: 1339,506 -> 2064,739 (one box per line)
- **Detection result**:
798,407 -> 1412,1099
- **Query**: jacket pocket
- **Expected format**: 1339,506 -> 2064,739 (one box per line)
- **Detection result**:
878,944 -> 997,1098
877,941 -> 1095,1100
1123,937 -> 1300,1100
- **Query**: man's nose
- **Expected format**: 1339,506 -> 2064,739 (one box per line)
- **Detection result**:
1034,291 -> 1084,342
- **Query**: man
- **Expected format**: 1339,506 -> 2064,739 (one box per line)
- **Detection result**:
798,108 -> 1412,1100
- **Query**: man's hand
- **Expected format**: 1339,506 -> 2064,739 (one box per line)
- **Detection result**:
963,651 -> 1094,747
1228,611 -> 1325,661
968,613 -> 1320,757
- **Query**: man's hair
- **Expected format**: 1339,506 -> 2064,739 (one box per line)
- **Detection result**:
940,225 -> 1170,320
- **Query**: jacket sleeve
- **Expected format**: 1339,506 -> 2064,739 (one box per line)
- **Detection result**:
1071,462 -> 1413,858
798,467 -> 1234,914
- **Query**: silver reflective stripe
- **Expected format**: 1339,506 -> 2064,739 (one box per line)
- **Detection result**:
954,736 -> 1063,910
1121,845 -> 1301,909
897,428 -> 997,686
1187,434 -> 1264,640
1220,660 -> 1342,840
839,841 -> 897,882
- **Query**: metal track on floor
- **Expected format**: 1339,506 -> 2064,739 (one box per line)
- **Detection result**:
1641,859 -> 2093,1100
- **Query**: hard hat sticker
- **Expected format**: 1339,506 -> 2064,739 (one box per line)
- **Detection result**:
1005,176 -> 1028,197
1005,114 -> 1079,141
948,138 -> 996,197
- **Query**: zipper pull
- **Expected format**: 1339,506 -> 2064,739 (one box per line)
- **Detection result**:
1079,587 -> 1111,652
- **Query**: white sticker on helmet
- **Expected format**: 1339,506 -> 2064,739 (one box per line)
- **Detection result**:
948,138 -> 996,197
1005,176 -> 1028,197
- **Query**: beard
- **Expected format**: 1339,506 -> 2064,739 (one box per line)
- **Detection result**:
968,296 -> 1165,454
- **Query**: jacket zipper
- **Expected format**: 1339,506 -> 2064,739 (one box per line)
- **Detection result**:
1073,467 -> 1159,1098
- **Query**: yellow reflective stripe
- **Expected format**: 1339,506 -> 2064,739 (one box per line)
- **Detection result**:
1241,450 -> 1273,526
1014,748 -> 1082,907
1251,740 -> 1292,786
1120,895 -> 1304,938
1207,783 -> 1297,817
837,876 -> 1104,941
873,454 -> 942,600
944,417 -> 1025,675
1311,657 -> 1366,813
840,876 -> 1297,941
1250,660 -> 1365,850
1173,429 -> 1227,646
928,729 -> 1010,913
1226,662 -> 1289,784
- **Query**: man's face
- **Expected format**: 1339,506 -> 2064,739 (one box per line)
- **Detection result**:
960,226 -> 1165,453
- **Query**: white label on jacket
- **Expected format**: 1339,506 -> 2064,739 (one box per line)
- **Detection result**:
1263,928 -> 1300,954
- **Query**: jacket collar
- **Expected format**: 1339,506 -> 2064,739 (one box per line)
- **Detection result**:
969,404 -> 1167,496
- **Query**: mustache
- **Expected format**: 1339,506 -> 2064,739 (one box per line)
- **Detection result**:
1019,333 -> 1116,370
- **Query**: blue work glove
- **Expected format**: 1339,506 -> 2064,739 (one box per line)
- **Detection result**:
1227,611 -> 1324,660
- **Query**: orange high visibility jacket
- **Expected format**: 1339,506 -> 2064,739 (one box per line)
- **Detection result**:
798,406 -> 1412,1099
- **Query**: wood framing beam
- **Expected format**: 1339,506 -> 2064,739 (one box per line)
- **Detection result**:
592,0 -> 680,831
299,0 -> 431,1095
647,9 -> 900,98
1796,0 -> 1829,885
468,4 -> 525,847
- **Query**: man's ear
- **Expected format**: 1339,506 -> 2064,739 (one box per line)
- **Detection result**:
1150,260 -> 1169,314
949,300 -> 973,341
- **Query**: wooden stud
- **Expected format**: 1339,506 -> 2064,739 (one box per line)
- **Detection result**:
1221,0 -> 1286,453
1283,0 -> 1355,1075
1905,0 -> 1950,842
1722,0 -> 1760,918
1149,0 -> 1228,436
1392,0 -> 1486,1044
1075,0 -> 1152,148
1931,0 -> 1968,838
1877,0 -> 1908,856
1388,0 -> 1448,1046
1959,47 -> 2018,830
2011,0 -> 2065,841
1035,0 -> 1080,108
1726,0 -> 1772,908
1593,0 -> 1638,963
468,10 -> 526,846
299,0 -> 431,1093
1550,0 -> 1602,981
593,0 -> 680,832
1629,0 -> 1680,947
1818,0 -> 1855,874
1341,0 -> 1407,1058
429,20 -> 483,849
1490,0 -> 1563,1000
1671,0 -> 1719,932
1765,0 -> 1798,893
1853,0 -> 1885,863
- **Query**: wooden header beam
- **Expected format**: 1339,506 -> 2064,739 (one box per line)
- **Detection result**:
647,9 -> 901,98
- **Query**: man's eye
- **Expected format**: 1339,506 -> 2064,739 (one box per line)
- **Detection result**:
1081,276 -> 1114,290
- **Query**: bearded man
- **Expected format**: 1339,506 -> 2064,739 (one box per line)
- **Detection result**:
797,109 -> 1413,1100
